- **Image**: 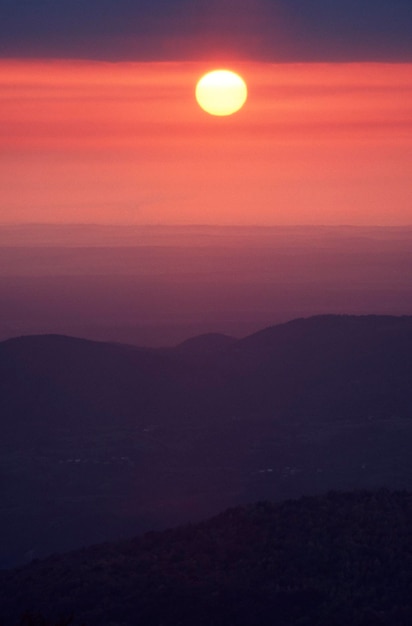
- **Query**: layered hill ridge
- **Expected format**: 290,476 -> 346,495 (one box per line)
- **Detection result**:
1,315 -> 412,568
2,314 -> 412,430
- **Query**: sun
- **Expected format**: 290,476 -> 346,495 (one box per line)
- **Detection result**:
195,69 -> 247,116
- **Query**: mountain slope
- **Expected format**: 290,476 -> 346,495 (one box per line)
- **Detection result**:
2,490 -> 412,626
223,314 -> 412,420
175,332 -> 236,355
0,333 -> 209,439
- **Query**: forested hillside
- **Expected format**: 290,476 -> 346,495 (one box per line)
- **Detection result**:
2,490 -> 412,625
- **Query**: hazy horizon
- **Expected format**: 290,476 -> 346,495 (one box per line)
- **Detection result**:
1,223 -> 412,347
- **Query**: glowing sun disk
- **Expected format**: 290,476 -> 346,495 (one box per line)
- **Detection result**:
195,69 -> 247,116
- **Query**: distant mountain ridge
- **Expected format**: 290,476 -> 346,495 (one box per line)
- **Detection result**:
1,313 -> 411,437
1,314 -> 412,568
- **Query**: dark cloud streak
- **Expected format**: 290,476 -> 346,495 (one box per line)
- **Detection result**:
0,0 -> 411,61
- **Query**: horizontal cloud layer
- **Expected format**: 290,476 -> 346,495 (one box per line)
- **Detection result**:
1,60 -> 411,225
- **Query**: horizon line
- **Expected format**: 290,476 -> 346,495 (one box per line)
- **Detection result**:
2,222 -> 412,229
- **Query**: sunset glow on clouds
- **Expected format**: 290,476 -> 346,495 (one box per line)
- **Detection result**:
1,60 -> 411,225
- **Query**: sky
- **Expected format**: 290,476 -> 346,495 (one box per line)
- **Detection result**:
1,0 -> 412,62
1,0 -> 411,225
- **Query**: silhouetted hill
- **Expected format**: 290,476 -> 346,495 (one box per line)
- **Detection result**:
0,332 -> 209,440
2,490 -> 412,626
240,313 -> 412,345
176,332 -> 236,355
2,315 -> 412,568
3,315 -> 412,432
224,314 -> 412,420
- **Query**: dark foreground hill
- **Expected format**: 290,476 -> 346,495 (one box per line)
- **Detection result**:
2,315 -> 412,568
2,490 -> 412,626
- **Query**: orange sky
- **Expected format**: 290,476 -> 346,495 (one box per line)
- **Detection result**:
0,60 -> 411,225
